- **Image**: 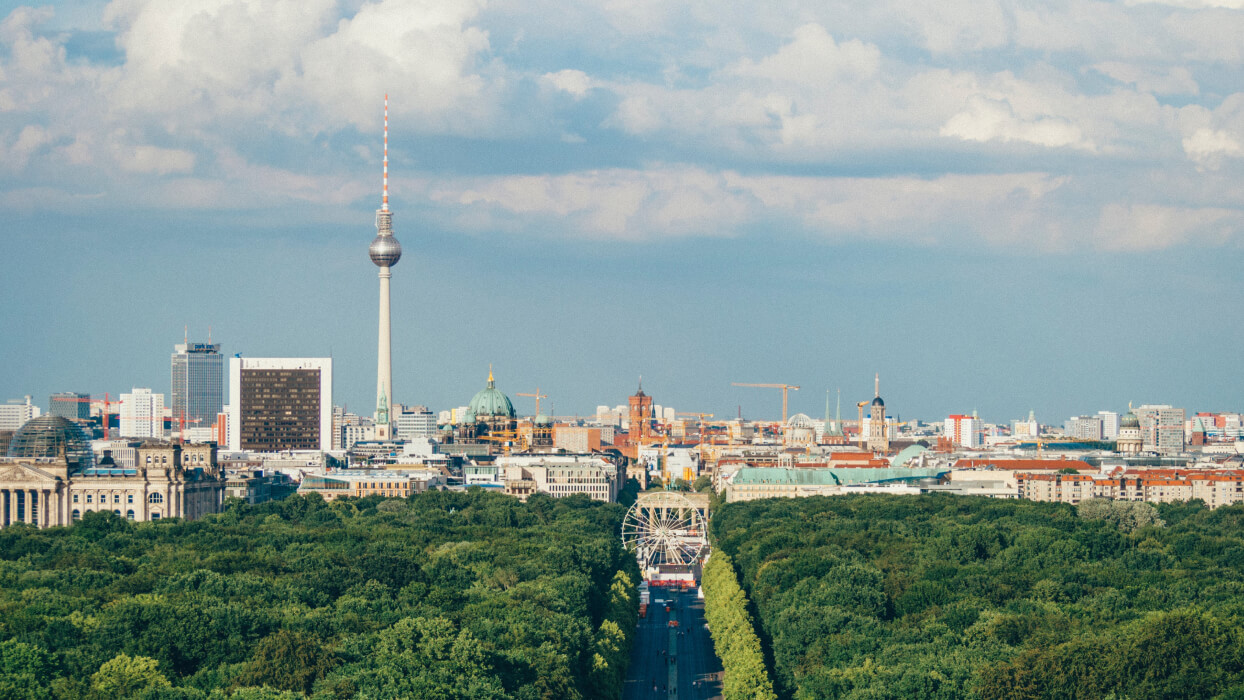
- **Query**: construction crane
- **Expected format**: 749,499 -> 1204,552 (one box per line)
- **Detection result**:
516,388 -> 548,417
732,383 -> 800,423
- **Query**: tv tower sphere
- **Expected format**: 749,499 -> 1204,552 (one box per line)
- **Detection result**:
369,228 -> 401,267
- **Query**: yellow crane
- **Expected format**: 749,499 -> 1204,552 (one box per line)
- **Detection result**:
516,388 -> 548,417
732,383 -> 800,423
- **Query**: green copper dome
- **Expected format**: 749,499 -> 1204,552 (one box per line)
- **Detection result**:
1120,411 -> 1140,429
468,370 -> 515,419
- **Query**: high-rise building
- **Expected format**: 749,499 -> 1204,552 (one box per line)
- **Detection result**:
227,358 -> 333,452
119,388 -> 165,439
1097,411 -> 1120,440
49,393 -> 90,421
1065,415 -> 1103,440
172,339 -> 224,428
1134,404 -> 1185,454
0,397 -> 41,432
369,95 -> 402,440
945,414 -> 981,448
396,406 -> 437,441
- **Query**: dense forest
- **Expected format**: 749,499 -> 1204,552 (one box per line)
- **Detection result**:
0,489 -> 639,699
712,494 -> 1244,700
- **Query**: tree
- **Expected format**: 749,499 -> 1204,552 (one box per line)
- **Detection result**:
693,475 -> 713,492
232,630 -> 337,694
90,654 -> 171,698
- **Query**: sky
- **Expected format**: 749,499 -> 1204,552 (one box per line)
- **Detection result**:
2,0 -> 1243,426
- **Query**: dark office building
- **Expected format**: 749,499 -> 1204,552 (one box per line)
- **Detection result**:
227,358 -> 332,452
48,392 -> 90,421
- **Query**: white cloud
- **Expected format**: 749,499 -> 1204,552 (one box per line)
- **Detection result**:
732,24 -> 880,85
1093,203 -> 1243,251
941,95 -> 1093,150
1182,128 -> 1243,168
543,69 -> 592,98
427,166 -> 1075,247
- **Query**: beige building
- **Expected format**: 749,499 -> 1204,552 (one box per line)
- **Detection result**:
497,456 -> 620,502
1015,469 -> 1244,509
0,441 -> 225,527
297,468 -> 446,502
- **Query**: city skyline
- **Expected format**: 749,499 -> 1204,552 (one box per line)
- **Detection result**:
3,1 -> 1244,423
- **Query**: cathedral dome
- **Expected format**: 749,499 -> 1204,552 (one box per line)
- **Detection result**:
6,415 -> 95,474
1120,411 -> 1140,429
468,371 -> 515,419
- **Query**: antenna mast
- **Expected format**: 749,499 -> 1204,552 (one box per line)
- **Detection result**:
382,93 -> 389,212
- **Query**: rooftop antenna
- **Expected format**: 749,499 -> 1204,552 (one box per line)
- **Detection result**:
208,325 -> 212,344
184,325 -> 188,344
382,93 -> 389,212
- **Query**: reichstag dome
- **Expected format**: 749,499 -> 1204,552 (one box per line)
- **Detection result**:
5,415 -> 95,474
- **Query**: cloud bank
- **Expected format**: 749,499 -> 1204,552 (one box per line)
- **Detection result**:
3,0 -> 1244,251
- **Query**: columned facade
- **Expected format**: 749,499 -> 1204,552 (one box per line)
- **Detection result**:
0,442 -> 225,529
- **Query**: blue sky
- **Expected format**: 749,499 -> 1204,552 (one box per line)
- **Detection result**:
2,0 -> 1243,426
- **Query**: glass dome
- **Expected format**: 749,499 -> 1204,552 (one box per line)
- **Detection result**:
6,415 -> 95,474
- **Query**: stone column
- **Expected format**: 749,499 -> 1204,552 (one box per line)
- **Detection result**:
25,489 -> 33,525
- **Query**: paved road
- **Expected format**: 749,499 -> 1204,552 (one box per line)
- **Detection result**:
623,587 -> 724,700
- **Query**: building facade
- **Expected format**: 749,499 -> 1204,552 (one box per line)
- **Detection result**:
1066,415 -> 1104,440
0,441 -> 225,528
227,357 -> 333,452
119,388 -> 165,439
1134,404 -> 1186,454
171,341 -> 224,428
49,392 -> 90,421
945,414 -> 981,448
0,397 -> 40,432
395,406 -> 437,441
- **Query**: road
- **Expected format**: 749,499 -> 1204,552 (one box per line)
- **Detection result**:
623,587 -> 724,700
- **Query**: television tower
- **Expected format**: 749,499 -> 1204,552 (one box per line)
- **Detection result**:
369,94 -> 401,439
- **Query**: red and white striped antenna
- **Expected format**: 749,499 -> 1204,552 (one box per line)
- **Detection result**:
382,93 -> 389,212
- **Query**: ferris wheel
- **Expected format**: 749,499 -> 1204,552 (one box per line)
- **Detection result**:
621,491 -> 708,571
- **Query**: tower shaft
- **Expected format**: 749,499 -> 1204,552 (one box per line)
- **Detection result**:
376,266 -> 393,439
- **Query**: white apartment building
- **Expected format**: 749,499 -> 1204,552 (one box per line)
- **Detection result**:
119,388 -> 165,439
1098,411 -> 1120,440
396,407 -> 437,440
1134,404 -> 1186,454
1065,415 -> 1104,440
0,397 -> 41,432
945,414 -> 981,448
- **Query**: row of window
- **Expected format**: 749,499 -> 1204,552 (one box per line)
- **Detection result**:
70,509 -> 160,521
72,493 -> 164,504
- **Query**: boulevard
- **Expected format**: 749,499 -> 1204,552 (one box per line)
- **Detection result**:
623,587 -> 724,700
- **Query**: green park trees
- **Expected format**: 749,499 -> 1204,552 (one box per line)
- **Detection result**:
701,552 -> 777,700
0,491 -> 637,699
711,493 -> 1244,699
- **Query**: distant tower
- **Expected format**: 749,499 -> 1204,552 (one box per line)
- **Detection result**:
369,94 -> 402,439
867,373 -> 889,453
628,378 -> 654,442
